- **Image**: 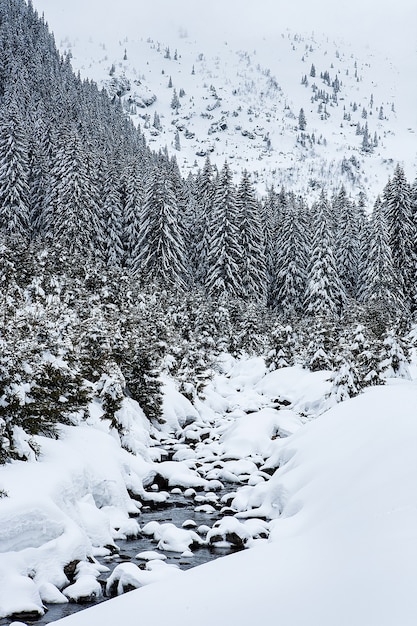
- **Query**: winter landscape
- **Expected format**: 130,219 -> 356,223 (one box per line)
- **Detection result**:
0,0 -> 417,624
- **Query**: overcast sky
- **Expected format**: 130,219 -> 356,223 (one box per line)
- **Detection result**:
33,0 -> 417,59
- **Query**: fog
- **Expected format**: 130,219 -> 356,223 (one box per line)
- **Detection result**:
33,0 -> 416,60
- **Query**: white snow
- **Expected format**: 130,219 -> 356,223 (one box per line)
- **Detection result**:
141,521 -> 203,553
218,407 -> 302,459
161,377 -> 199,432
135,550 -> 167,561
63,576 -> 102,603
106,561 -> 180,596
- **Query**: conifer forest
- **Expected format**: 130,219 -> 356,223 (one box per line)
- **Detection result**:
0,0 -> 416,462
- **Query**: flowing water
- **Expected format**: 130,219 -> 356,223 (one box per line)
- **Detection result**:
0,492 -> 240,626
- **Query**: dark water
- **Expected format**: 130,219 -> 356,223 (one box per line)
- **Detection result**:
0,493 -> 239,626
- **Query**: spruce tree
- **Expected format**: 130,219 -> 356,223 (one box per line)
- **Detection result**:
43,124 -> 102,258
364,196 -> 403,320
261,185 -> 279,283
334,186 -> 359,297
304,191 -> 346,318
383,164 -> 415,308
193,156 -> 215,284
131,169 -> 188,290
379,329 -> 411,380
122,156 -> 144,265
0,98 -> 30,239
102,157 -> 124,266
266,323 -> 297,370
326,359 -> 360,408
235,170 -> 267,302
205,162 -> 243,299
271,195 -> 309,316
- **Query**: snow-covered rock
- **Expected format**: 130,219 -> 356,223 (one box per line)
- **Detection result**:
106,561 -> 180,597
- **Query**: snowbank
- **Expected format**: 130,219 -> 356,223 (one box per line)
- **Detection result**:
0,399 -> 155,617
255,365 -> 332,415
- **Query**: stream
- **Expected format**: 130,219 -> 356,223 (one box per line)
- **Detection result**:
0,490 -> 241,626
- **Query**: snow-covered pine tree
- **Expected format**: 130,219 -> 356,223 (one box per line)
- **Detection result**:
234,301 -> 266,356
304,191 -> 346,318
334,186 -> 360,298
261,185 -> 279,284
193,156 -> 215,284
383,164 -> 415,309
355,193 -> 372,305
28,114 -> 54,234
102,157 -> 124,267
43,124 -> 102,258
0,97 -> 30,239
266,323 -> 297,370
271,194 -> 309,316
364,196 -> 403,323
303,316 -> 338,372
171,88 -> 180,111
205,162 -> 243,299
298,108 -> 307,131
379,328 -> 411,380
347,323 -> 384,388
121,156 -> 145,265
235,170 -> 267,302
412,177 -> 417,309
326,359 -> 360,408
131,168 -> 188,291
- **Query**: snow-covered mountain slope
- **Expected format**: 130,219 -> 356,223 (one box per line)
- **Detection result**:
49,23 -> 416,201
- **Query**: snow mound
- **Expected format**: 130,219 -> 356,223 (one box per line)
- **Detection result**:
0,575 -> 43,619
106,561 -> 180,597
141,521 -> 203,553
161,378 -> 199,432
255,366 -> 332,416
219,407 -> 302,459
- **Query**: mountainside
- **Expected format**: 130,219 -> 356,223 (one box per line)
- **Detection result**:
58,28 -> 416,201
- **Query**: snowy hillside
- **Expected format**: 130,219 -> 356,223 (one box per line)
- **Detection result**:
51,27 -> 416,200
